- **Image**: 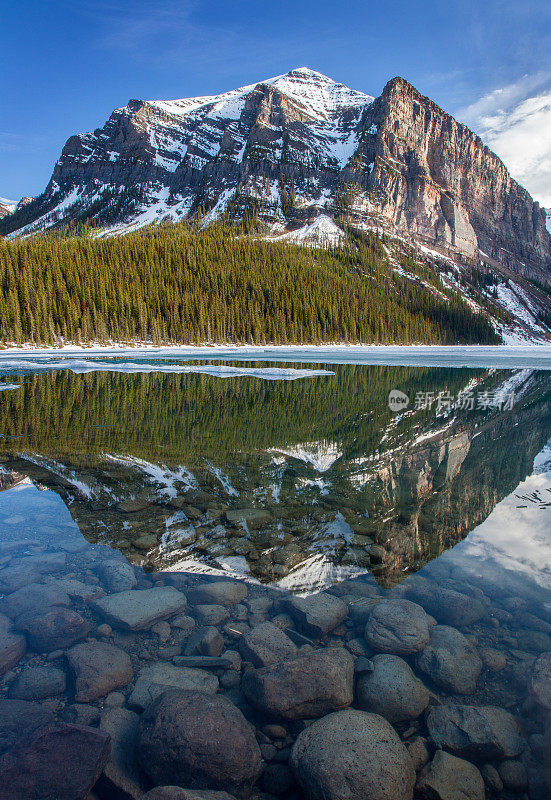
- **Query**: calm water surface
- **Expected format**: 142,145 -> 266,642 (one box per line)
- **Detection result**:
0,356 -> 550,799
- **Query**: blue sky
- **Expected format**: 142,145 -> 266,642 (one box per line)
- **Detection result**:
2,0 -> 550,202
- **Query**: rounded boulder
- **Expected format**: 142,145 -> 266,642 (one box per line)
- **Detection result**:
137,690 -> 261,798
364,599 -> 430,655
290,708 -> 415,800
356,654 -> 429,723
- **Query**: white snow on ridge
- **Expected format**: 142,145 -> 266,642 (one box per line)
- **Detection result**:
496,281 -> 544,332
268,215 -> 344,246
148,68 -> 373,125
0,197 -> 16,213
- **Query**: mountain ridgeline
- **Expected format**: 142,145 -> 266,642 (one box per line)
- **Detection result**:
2,68 -> 550,285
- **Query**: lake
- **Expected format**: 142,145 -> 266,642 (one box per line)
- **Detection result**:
0,351 -> 550,799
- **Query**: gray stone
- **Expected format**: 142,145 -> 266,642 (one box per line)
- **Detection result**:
290,708 -> 415,800
138,690 -> 262,797
52,578 -> 105,602
173,656 -> 232,669
530,652 -> 551,710
0,564 -> 42,594
416,750 -> 485,800
0,631 -> 26,675
60,703 -> 101,727
427,703 -> 525,761
92,586 -> 187,630
145,791 -> 237,800
404,582 -> 486,629
15,607 -> 91,652
0,722 -> 110,800
481,764 -> 503,792
187,581 -> 247,607
262,763 -> 294,795
8,666 -> 66,701
0,583 -> 70,619
364,599 -> 430,655
98,707 -> 143,800
242,647 -> 354,720
67,640 -> 133,702
498,759 -> 527,790
356,653 -> 429,723
239,622 -> 298,667
194,604 -> 230,626
416,625 -> 482,694
185,626 -> 224,657
95,559 -> 137,593
129,662 -> 218,711
0,699 -> 53,755
283,593 -> 348,638
406,736 -> 430,772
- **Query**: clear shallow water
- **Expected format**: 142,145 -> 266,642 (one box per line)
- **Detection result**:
1,359 -> 551,798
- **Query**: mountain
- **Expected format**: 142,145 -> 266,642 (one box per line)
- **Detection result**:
2,68 -> 550,285
0,197 -> 16,219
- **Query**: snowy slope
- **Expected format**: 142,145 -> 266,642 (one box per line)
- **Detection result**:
0,196 -> 16,218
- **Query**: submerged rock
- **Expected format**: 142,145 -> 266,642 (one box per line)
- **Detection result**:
0,699 -> 53,755
129,662 -> 218,711
67,640 -> 133,702
364,599 -> 430,655
290,708 -> 415,800
416,624 -> 482,694
416,750 -> 485,800
0,630 -> 26,675
0,582 -> 70,619
15,607 -> 90,652
145,789 -> 237,800
92,586 -> 187,630
8,666 -> 66,701
403,582 -> 486,629
530,652 -> 551,710
239,622 -> 298,667
98,707 -> 143,800
242,647 -> 354,720
95,559 -> 137,593
356,653 -> 429,723
427,703 -> 525,761
138,690 -> 261,797
283,593 -> 348,638
0,722 -> 110,800
187,581 -> 247,607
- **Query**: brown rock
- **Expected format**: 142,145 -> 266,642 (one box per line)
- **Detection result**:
0,722 -> 110,800
138,690 -> 261,797
242,647 -> 354,719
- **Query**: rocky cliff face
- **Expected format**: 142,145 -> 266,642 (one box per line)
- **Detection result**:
2,68 -> 550,282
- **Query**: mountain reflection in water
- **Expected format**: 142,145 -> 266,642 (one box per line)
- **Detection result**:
0,363 -> 549,587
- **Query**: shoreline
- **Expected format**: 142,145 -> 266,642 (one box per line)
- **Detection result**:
1,342 -> 551,369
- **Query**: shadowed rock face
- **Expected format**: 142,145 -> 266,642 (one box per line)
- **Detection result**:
2,68 -> 549,282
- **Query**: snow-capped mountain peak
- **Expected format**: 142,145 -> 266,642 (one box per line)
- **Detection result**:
146,67 -> 373,125
2,67 -> 550,295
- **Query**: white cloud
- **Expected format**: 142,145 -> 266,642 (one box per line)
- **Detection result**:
457,73 -> 551,207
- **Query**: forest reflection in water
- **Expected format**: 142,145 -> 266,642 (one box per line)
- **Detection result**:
0,361 -> 549,587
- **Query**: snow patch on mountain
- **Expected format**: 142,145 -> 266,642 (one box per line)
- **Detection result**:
268,215 -> 344,246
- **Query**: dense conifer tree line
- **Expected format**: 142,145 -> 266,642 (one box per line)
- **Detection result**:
0,223 -> 500,345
